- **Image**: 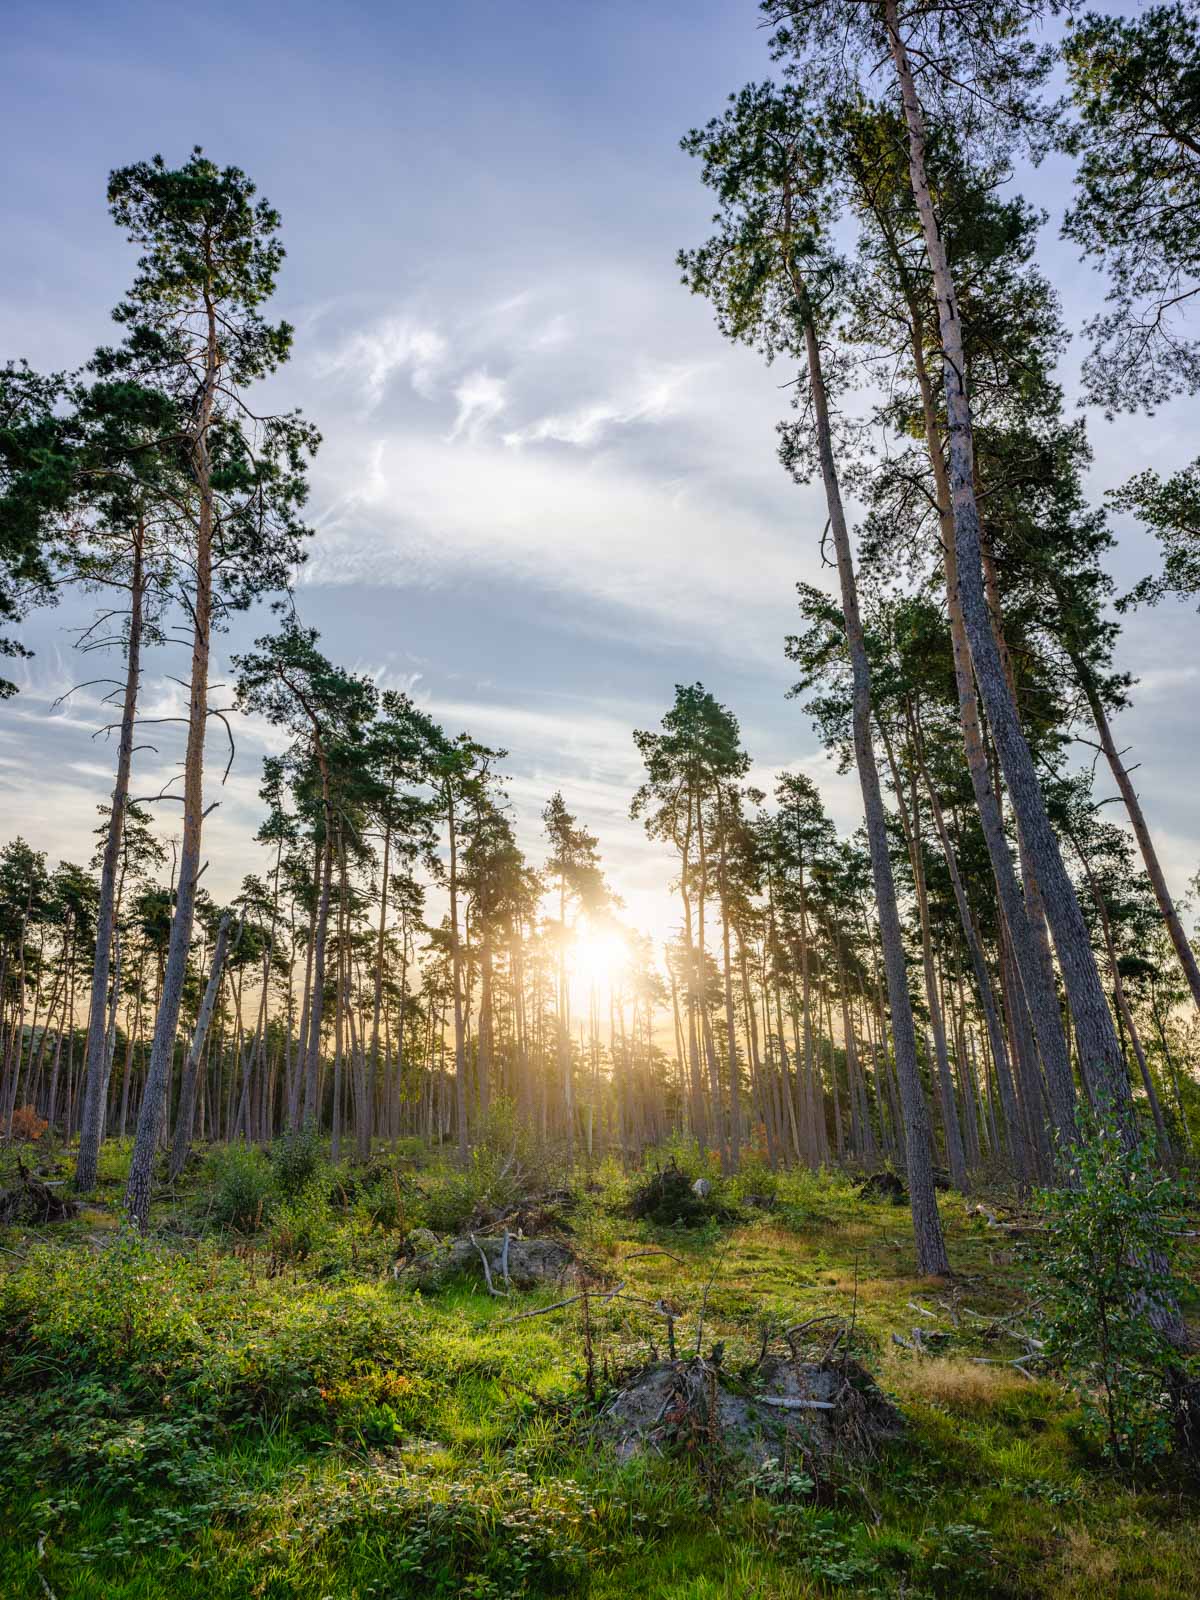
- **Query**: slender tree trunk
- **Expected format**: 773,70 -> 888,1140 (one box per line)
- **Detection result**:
1070,650 -> 1200,1015
304,830 -> 334,1126
447,785 -> 469,1162
1076,848 -> 1174,1168
879,716 -> 968,1190
125,301 -> 218,1230
797,295 -> 948,1274
885,4 -> 1128,1125
890,255 -> 1075,1143
370,807 -> 392,1139
169,913 -> 233,1180
77,526 -> 145,1189
718,810 -> 741,1171
694,794 -> 729,1170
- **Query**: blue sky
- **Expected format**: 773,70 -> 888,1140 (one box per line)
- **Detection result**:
1,0 -> 1197,942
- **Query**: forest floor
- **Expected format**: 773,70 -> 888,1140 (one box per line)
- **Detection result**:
1,1135 -> 1198,1600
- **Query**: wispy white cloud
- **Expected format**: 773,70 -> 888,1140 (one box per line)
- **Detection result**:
448,369 -> 508,441
501,364 -> 700,448
528,313 -> 572,352
323,315 -> 450,407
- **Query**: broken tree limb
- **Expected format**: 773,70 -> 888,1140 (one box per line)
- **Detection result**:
756,1396 -> 838,1411
470,1232 -> 509,1297
497,1279 -> 625,1325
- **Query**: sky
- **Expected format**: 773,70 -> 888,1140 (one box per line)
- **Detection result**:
1,0 -> 1197,949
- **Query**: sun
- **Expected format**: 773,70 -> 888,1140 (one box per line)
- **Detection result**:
571,925 -> 627,989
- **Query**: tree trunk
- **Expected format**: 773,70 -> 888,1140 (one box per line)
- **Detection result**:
910,716 -> 1030,1180
1071,648 -> 1200,1015
888,247 -> 1076,1145
303,830 -> 334,1125
77,524 -> 145,1190
879,715 -> 968,1190
798,299 -> 948,1274
169,913 -> 233,1180
125,304 -> 217,1230
447,784 -> 469,1162
885,2 -> 1128,1126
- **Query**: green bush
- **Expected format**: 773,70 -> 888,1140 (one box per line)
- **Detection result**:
257,1461 -> 594,1596
269,1181 -> 335,1262
772,1164 -> 860,1229
629,1158 -> 730,1227
0,1230 -> 206,1379
352,1164 -> 411,1230
206,1144 -> 276,1233
391,1134 -> 431,1168
1032,1107 -> 1197,1474
417,1147 -> 524,1236
95,1137 -> 135,1185
729,1154 -> 780,1204
271,1124 -> 325,1199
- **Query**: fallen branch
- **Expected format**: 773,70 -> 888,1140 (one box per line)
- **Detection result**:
969,1356 -> 1037,1380
470,1233 -> 509,1298
497,1280 -> 625,1325
36,1533 -> 58,1600
756,1395 -> 838,1411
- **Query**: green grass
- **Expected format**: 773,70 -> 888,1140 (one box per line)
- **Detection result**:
0,1141 -> 1196,1599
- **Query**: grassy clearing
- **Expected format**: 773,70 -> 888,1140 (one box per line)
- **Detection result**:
0,1138 -> 1197,1599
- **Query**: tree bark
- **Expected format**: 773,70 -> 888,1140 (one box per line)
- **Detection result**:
885,2 -> 1129,1126
125,296 -> 218,1230
878,715 -> 968,1190
77,523 -> 145,1190
1070,648 -> 1200,1016
447,783 -> 469,1162
798,299 -> 949,1274
886,240 -> 1076,1145
169,913 -> 233,1180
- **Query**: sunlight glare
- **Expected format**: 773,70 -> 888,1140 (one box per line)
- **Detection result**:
572,926 -> 627,988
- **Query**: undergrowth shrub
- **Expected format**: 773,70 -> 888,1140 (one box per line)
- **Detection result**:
259,1461 -> 596,1597
219,1285 -> 417,1427
418,1147 -> 525,1235
477,1097 -> 571,1193
627,1139 -> 742,1227
390,1134 -> 431,1168
10,1104 -> 48,1141
271,1123 -> 325,1199
728,1154 -> 779,1205
772,1165 -> 860,1229
353,1164 -> 411,1230
1,1230 -> 205,1379
269,1182 -> 336,1262
1032,1108 -> 1198,1475
95,1137 -> 134,1184
205,1144 -> 276,1232
628,1157 -> 723,1227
